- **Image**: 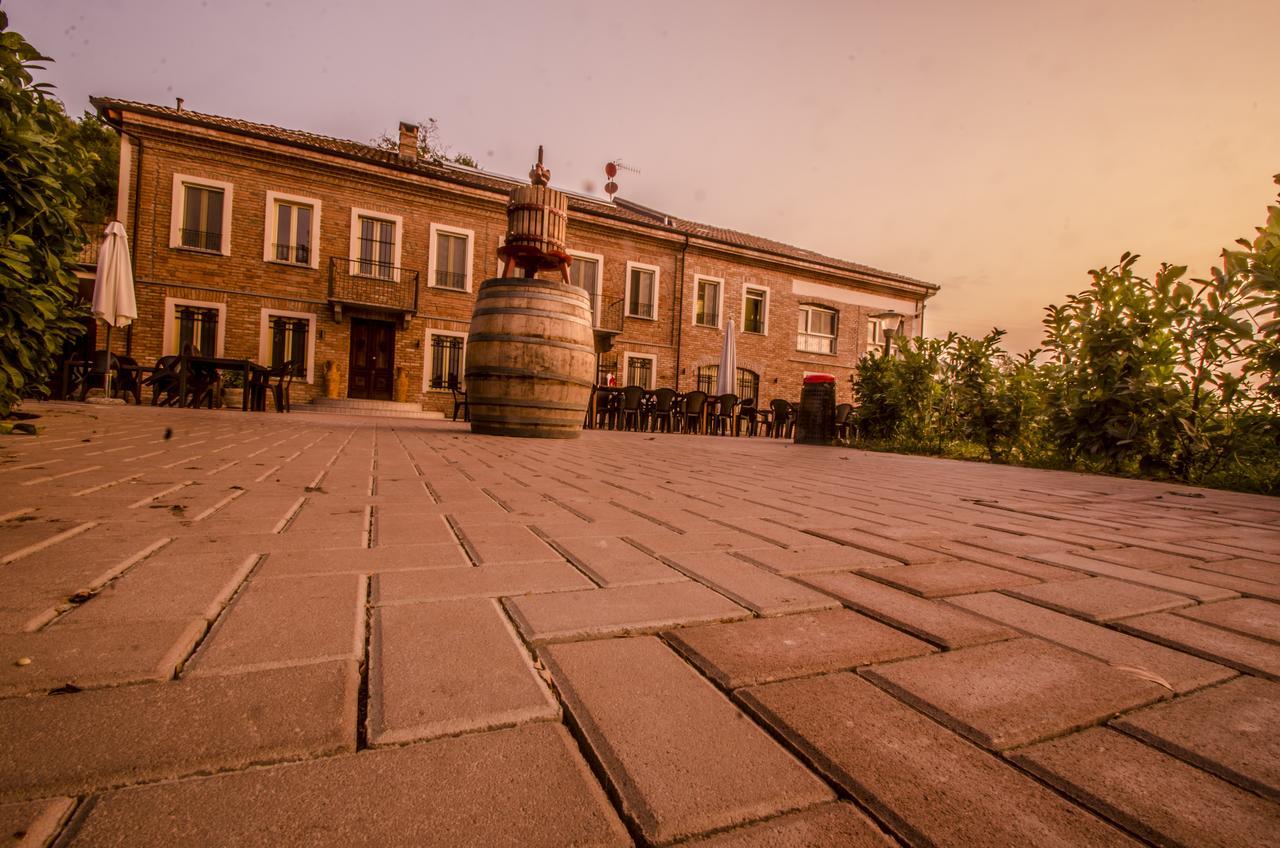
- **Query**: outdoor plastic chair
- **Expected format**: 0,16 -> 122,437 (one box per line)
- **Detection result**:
649,387 -> 678,433
619,385 -> 645,432
711,394 -> 737,435
450,384 -> 469,421
834,403 -> 854,441
768,399 -> 795,438
681,390 -> 708,434
144,356 -> 181,406
735,399 -> 759,437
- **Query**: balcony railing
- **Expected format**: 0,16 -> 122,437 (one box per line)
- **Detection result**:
329,257 -> 420,316
179,228 -> 222,252
272,243 -> 312,265
592,298 -> 624,355
434,269 -> 467,290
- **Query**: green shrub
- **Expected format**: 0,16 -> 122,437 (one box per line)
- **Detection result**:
0,12 -> 94,417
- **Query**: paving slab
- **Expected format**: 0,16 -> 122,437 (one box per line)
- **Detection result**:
1115,612 -> 1280,680
0,660 -> 357,802
659,552 -> 839,616
1013,727 -> 1280,848
922,539 -> 1082,580
10,403 -> 1280,844
738,672 -> 1138,847
801,529 -> 951,564
860,561 -> 1039,597
1186,558 -> 1279,585
665,609 -> 935,688
449,521 -> 561,564
797,571 -> 1016,648
732,545 -> 898,575
949,592 -> 1234,694
672,802 -> 896,847
861,638 -> 1167,750
0,797 -> 75,846
1113,676 -> 1280,800
1032,551 -> 1239,601
1007,576 -> 1194,622
1084,546 -> 1211,571
506,581 -> 750,644
541,636 -> 832,845
0,619 -> 205,696
367,599 -> 558,745
67,723 -> 630,848
374,561 -> 593,604
544,534 -> 687,586
255,542 -> 468,576
1174,597 -> 1280,644
186,573 -> 365,676
1159,565 -> 1280,602
61,552 -> 257,624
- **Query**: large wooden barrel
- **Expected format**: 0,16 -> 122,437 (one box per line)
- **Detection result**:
506,185 -> 568,257
465,277 -> 595,438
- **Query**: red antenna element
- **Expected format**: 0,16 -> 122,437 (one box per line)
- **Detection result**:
604,160 -> 640,199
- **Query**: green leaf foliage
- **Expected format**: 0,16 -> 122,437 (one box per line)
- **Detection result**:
851,177 -> 1280,494
0,10 -> 93,417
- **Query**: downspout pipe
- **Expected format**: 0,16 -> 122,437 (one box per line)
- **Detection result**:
673,235 -> 689,391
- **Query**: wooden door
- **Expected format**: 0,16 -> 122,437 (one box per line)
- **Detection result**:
348,318 -> 395,400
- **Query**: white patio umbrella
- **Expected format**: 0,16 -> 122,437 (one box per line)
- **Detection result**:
91,221 -> 138,399
716,318 -> 737,396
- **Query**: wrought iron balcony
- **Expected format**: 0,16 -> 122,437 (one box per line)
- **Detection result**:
179,228 -> 222,252
328,257 -> 421,324
593,297 -> 624,354
272,243 -> 312,265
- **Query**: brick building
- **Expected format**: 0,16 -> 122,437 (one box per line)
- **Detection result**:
92,98 -> 937,416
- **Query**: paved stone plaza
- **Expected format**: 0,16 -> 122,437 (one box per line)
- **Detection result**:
1,402 -> 1277,846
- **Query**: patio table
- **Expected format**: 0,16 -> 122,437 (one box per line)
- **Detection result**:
177,354 -> 264,411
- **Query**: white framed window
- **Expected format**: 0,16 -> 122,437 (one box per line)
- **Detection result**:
797,304 -> 838,355
169,174 -> 233,255
257,309 -> 317,383
569,250 -> 604,326
625,262 -> 659,320
742,286 -> 769,335
162,297 -> 227,356
424,329 -> 466,391
867,317 -> 883,349
428,223 -> 475,292
693,275 -> 723,328
622,352 -> 656,389
264,191 -> 321,268
348,208 -> 403,282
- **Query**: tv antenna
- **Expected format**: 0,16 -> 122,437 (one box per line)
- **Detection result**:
604,160 -> 641,199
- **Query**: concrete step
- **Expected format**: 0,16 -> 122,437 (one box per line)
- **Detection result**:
297,398 -> 444,420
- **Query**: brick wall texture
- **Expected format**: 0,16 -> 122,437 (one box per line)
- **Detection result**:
98,102 -> 936,415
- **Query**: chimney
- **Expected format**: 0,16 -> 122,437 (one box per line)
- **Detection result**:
175,97 -> 184,113
397,122 -> 418,161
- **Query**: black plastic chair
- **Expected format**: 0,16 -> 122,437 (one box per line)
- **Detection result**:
768,399 -> 795,438
248,361 -> 295,412
711,393 -> 737,435
648,388 -> 678,433
144,356 -> 181,406
681,390 -> 708,434
450,384 -> 469,421
735,399 -> 759,437
834,403 -> 854,441
618,385 -> 645,431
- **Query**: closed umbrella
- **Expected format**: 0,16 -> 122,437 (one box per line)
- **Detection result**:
716,318 -> 737,396
91,221 -> 138,399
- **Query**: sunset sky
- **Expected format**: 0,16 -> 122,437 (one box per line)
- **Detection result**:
11,0 -> 1279,353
